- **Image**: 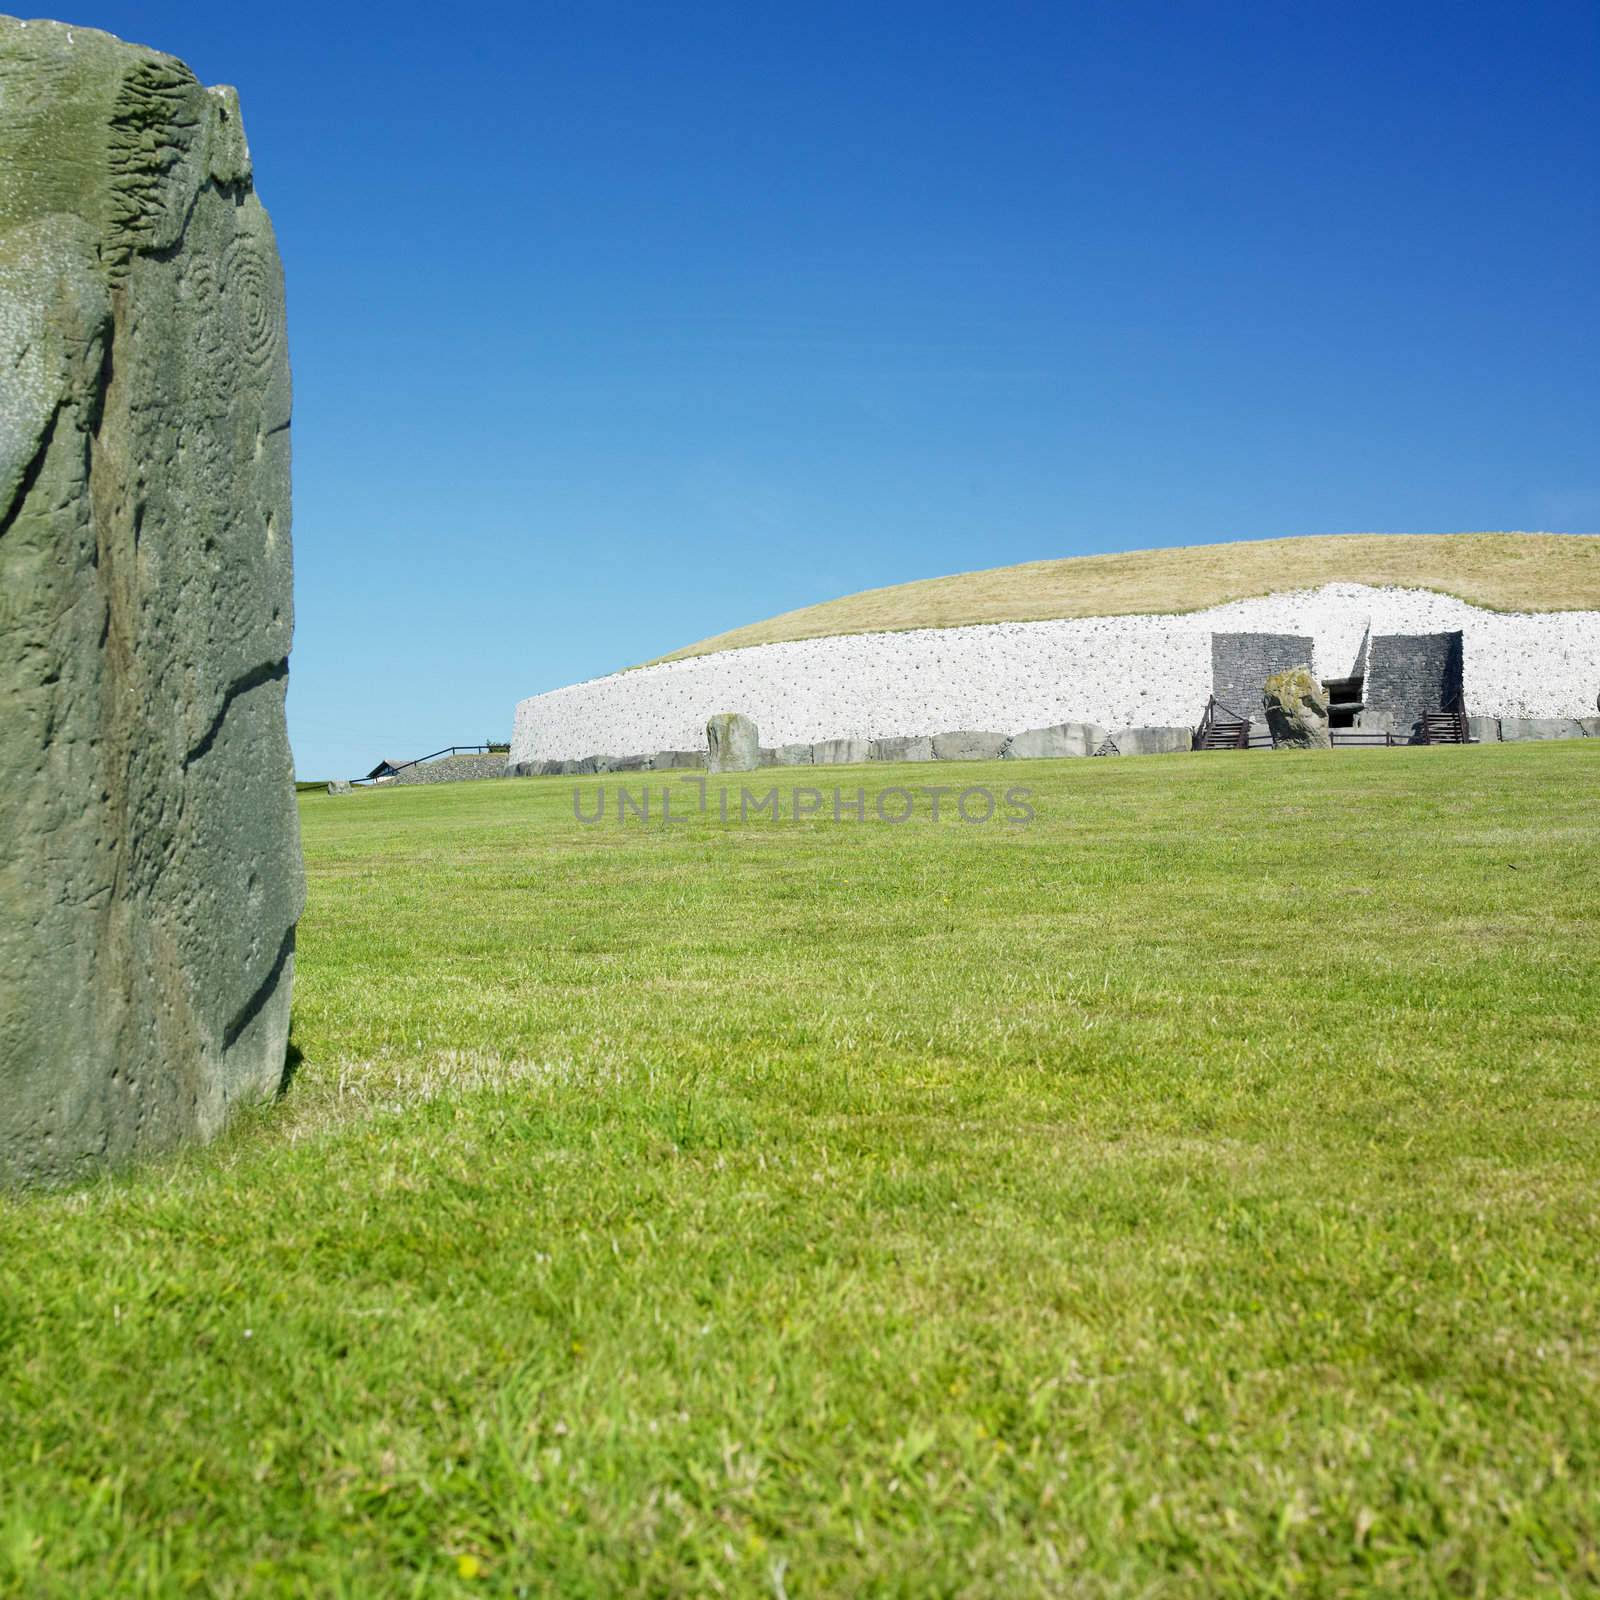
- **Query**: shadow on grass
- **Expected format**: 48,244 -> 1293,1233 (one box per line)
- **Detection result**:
278,1032 -> 304,1099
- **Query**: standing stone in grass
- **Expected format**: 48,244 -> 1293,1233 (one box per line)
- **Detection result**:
0,20 -> 302,1184
1262,666 -> 1331,750
706,712 -> 760,773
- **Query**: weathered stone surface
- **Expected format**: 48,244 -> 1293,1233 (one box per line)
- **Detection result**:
931,730 -> 1010,762
326,780 -> 353,795
1109,726 -> 1193,756
652,749 -> 705,770
812,737 -> 869,765
774,743 -> 813,766
1466,716 -> 1501,743
0,20 -> 302,1184
1497,717 -> 1583,741
1004,722 -> 1108,760
706,712 -> 759,773
868,735 -> 934,763
1262,666 -> 1331,750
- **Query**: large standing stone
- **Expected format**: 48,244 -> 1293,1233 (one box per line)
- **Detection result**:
1262,666 -> 1332,750
0,20 -> 302,1184
706,712 -> 759,773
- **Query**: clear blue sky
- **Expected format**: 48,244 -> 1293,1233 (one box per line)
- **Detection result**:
79,0 -> 1600,779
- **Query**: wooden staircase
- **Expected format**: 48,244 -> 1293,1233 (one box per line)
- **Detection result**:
1421,708 -> 1470,744
1194,696 -> 1251,751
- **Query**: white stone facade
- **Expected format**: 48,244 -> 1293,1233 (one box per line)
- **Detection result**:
511,585 -> 1600,764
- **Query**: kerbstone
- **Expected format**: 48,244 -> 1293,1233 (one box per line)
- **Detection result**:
1004,722 -> 1108,760
774,743 -> 814,766
1109,726 -> 1193,756
812,738 -> 869,765
1466,716 -> 1501,743
1498,717 -> 1582,741
706,712 -> 759,773
0,19 -> 302,1184
326,780 -> 353,796
868,736 -> 934,763
931,731 -> 1010,762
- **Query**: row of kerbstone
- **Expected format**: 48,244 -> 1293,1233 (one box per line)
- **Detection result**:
1467,716 -> 1600,742
509,721 -> 1197,777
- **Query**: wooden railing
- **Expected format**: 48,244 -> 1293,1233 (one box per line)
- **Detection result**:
1194,695 -> 1252,750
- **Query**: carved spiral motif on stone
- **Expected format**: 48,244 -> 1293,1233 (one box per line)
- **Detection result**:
221,235 -> 280,371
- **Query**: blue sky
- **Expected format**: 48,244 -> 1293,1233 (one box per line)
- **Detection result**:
81,1 -> 1600,779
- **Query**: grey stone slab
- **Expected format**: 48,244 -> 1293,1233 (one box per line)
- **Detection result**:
1004,722 -> 1108,760
1498,718 -> 1584,741
812,738 -> 870,765
1466,717 -> 1501,743
868,736 -> 934,763
326,780 -> 353,795
706,712 -> 760,773
0,20 -> 302,1184
774,743 -> 814,766
931,731 -> 1010,762
1111,726 -> 1194,756
653,749 -> 705,770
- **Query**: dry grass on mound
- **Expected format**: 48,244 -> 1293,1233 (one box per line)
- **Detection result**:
650,532 -> 1600,664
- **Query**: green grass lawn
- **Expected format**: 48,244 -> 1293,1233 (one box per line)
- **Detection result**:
3,744 -> 1598,1596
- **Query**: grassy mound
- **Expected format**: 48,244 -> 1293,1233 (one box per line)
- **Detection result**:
3,745 -> 1597,1594
650,531 -> 1600,663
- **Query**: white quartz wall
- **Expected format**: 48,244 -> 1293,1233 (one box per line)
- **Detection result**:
511,585 -> 1600,763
